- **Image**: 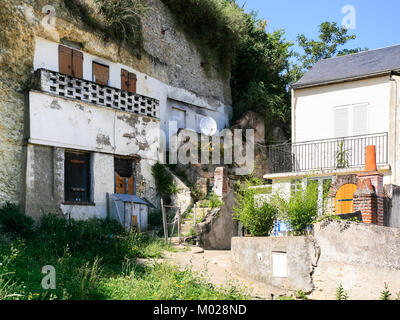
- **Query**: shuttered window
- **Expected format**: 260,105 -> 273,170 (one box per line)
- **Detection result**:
64,152 -> 91,204
93,62 -> 110,85
121,69 -> 137,93
58,45 -> 83,78
334,108 -> 349,138
114,157 -> 135,195
353,104 -> 368,136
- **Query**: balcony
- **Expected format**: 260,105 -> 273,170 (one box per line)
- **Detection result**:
34,68 -> 159,119
266,133 -> 388,174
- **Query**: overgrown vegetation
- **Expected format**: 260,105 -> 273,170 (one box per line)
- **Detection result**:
151,162 -> 178,204
274,181 -> 320,234
233,178 -> 278,236
63,0 -> 146,54
161,0 -> 247,77
0,203 -> 248,300
336,283 -> 349,300
198,192 -> 224,209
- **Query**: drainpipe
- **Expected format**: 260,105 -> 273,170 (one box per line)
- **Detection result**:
390,71 -> 399,184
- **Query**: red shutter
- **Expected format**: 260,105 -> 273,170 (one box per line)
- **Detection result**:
59,45 -> 73,76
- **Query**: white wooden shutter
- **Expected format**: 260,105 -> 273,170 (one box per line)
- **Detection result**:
352,104 -> 368,136
335,108 -> 349,138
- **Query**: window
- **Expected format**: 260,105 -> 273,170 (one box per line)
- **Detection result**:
334,103 -> 369,138
92,62 -> 110,85
58,45 -> 83,78
64,152 -> 91,204
121,69 -> 137,93
114,157 -> 135,195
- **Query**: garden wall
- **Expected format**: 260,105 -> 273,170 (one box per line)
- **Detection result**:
231,219 -> 400,299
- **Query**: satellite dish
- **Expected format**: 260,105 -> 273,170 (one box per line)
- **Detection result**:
200,116 -> 218,136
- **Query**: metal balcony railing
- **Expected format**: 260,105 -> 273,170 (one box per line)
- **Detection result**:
267,133 -> 388,174
34,68 -> 159,118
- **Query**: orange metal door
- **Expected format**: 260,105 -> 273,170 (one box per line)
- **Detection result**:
335,184 -> 357,214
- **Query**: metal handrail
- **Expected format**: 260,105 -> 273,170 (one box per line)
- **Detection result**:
267,132 -> 388,174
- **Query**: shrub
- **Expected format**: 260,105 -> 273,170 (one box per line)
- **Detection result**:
275,181 -> 319,234
233,178 -> 278,236
0,203 -> 34,238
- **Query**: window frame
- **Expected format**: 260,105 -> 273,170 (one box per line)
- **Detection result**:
64,151 -> 92,205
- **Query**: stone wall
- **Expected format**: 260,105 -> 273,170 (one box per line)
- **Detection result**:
231,220 -> 400,299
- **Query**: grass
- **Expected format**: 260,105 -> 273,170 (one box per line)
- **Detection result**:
0,204 -> 249,300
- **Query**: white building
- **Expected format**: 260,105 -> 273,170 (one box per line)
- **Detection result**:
264,45 -> 400,216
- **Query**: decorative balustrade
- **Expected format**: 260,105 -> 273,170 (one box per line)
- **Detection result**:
34,68 -> 159,119
266,133 -> 388,174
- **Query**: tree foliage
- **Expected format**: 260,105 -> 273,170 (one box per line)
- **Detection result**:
296,21 -> 366,73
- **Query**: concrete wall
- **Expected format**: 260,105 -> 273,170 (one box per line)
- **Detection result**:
231,220 -> 400,299
231,236 -> 316,293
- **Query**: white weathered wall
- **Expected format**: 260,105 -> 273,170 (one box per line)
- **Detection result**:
293,77 -> 391,143
29,91 -> 160,161
33,37 -> 232,144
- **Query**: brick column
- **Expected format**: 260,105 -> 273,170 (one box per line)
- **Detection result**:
353,179 -> 378,224
213,167 -> 228,198
358,172 -> 384,226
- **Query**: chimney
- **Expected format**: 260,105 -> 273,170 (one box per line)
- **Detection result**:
353,145 -> 384,225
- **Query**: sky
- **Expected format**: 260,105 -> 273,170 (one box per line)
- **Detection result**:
236,0 -> 400,55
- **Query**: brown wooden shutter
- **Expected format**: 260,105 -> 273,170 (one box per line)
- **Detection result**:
127,176 -> 134,195
121,69 -> 137,93
115,173 -> 126,194
128,72 -> 137,94
59,45 -> 73,76
72,50 -> 83,78
93,62 -> 109,85
121,69 -> 129,91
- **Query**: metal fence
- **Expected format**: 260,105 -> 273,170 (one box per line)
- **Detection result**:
267,133 -> 388,174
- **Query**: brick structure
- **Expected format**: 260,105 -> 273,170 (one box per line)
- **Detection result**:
352,146 -> 384,226
355,172 -> 384,226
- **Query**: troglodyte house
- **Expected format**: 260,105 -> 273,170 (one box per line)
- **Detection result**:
0,0 -> 232,222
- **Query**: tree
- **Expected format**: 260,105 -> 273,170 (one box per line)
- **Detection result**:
231,14 -> 294,142
296,21 -> 366,73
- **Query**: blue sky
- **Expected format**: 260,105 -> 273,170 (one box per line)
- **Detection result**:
236,0 -> 400,55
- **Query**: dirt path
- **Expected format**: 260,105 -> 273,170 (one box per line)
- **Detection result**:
160,242 -> 286,300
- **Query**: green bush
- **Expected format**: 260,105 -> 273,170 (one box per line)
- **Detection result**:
233,178 -> 278,236
0,202 -> 34,238
275,181 -> 319,234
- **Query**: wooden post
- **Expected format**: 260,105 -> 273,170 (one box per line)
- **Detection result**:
177,208 -> 181,244
161,198 -> 168,242
193,203 -> 196,226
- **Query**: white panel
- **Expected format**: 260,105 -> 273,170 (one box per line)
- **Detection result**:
334,107 -> 349,138
272,252 -> 287,278
353,104 -> 368,136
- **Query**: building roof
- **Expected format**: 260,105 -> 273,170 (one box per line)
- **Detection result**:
292,44 -> 400,89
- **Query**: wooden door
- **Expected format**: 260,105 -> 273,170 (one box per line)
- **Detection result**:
335,184 -> 357,214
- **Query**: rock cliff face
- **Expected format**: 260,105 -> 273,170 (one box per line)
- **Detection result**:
0,0 -> 231,205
